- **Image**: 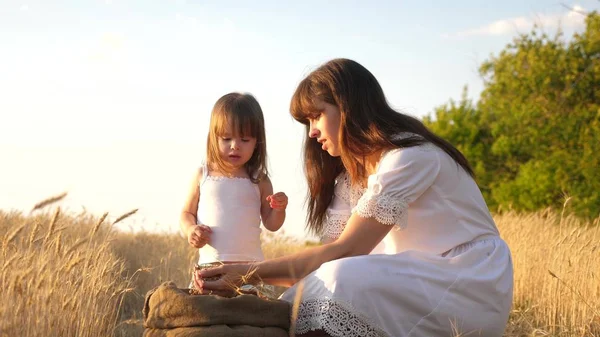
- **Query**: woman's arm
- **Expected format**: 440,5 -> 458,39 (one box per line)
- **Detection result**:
258,214 -> 391,282
197,214 -> 392,292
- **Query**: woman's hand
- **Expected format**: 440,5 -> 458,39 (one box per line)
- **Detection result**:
187,225 -> 212,248
193,263 -> 256,297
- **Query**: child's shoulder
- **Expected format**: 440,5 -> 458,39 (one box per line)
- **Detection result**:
199,160 -> 214,174
258,174 -> 271,182
257,174 -> 273,192
193,161 -> 209,181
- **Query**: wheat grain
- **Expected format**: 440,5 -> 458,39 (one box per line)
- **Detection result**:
31,192 -> 67,212
43,208 -> 60,244
112,209 -> 138,226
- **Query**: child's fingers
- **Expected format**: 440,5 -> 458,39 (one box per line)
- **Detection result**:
270,201 -> 288,209
190,234 -> 208,248
190,228 -> 210,245
267,193 -> 288,209
274,196 -> 288,203
189,236 -> 201,247
192,232 -> 201,241
195,231 -> 210,241
193,270 -> 203,289
198,225 -> 212,233
268,193 -> 287,201
266,193 -> 286,199
271,197 -> 288,205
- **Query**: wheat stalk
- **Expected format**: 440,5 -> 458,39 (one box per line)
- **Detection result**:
4,224 -> 25,246
54,233 -> 62,256
64,257 -> 85,273
289,280 -> 305,337
65,238 -> 88,255
2,255 -> 18,270
548,270 -> 600,317
43,208 -> 61,244
28,222 -> 40,248
31,192 -> 68,212
90,212 -> 108,238
112,209 -> 138,226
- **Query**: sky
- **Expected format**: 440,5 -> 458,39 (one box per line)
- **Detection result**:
0,0 -> 597,239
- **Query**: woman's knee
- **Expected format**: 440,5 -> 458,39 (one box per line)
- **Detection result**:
320,255 -> 372,286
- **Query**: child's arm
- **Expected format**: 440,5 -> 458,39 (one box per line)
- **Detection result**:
259,177 -> 287,232
180,167 -> 212,248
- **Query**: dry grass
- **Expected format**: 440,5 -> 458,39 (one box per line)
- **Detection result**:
498,209 -> 600,336
0,201 -> 598,336
0,206 -> 135,337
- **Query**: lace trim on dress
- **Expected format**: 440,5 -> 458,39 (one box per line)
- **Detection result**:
200,162 -> 260,182
320,211 -> 350,241
205,175 -> 252,181
337,172 -> 366,206
293,297 -> 390,337
352,188 -> 409,229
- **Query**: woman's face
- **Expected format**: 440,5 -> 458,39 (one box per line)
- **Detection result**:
307,99 -> 341,157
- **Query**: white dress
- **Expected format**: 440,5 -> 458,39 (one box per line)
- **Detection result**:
196,164 -> 265,264
280,142 -> 514,337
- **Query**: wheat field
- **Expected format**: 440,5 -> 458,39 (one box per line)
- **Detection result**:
1,197 -> 598,336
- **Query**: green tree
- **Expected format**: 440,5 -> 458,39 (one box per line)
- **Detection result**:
425,12 -> 600,219
423,87 -> 498,205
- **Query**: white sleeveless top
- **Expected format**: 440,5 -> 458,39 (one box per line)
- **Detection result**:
196,164 -> 264,264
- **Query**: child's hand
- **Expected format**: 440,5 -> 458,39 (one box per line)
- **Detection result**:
187,224 -> 212,248
266,192 -> 288,211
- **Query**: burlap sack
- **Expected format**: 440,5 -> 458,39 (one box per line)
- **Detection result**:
143,325 -> 288,337
143,281 -> 290,331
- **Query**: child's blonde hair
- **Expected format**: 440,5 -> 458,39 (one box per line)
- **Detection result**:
206,92 -> 268,183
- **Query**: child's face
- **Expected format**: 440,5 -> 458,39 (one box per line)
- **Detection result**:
217,123 -> 257,170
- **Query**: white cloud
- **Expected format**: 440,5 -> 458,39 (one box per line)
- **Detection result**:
19,4 -> 29,11
445,5 -> 588,38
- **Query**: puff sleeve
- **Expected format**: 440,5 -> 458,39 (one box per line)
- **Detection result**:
351,145 -> 440,230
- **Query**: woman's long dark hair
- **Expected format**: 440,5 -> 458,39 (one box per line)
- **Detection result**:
290,58 -> 473,236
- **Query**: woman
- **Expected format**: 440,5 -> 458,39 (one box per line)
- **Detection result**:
196,58 -> 513,337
